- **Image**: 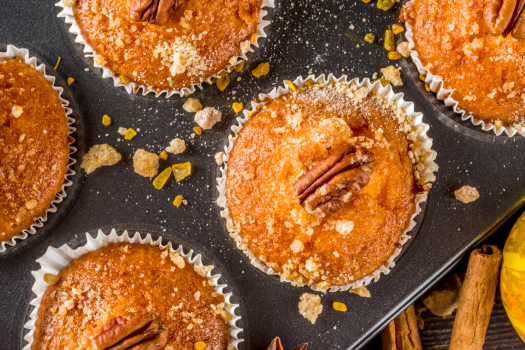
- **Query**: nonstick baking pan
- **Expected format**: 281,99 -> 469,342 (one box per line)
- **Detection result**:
2,1 -> 525,349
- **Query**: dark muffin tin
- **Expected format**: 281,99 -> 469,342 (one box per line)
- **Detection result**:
2,1 -> 525,349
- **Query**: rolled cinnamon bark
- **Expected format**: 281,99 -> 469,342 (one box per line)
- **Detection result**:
394,305 -> 423,350
449,245 -> 503,350
381,305 -> 422,350
381,320 -> 396,350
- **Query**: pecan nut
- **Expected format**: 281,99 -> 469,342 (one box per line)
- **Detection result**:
293,145 -> 375,218
94,313 -> 169,350
484,0 -> 525,38
511,2 -> 525,38
130,0 -> 181,26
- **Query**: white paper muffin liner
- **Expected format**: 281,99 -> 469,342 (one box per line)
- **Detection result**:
404,0 -> 525,137
216,74 -> 438,293
56,0 -> 274,98
22,229 -> 244,350
0,45 -> 77,253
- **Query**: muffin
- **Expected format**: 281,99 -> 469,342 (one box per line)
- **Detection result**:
219,78 -> 437,291
406,0 -> 525,129
66,0 -> 265,91
31,242 -> 236,350
0,58 -> 71,244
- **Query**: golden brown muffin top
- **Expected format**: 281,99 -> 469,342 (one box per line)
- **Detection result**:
0,58 -> 70,243
409,0 -> 525,126
73,0 -> 262,89
225,82 -> 434,290
32,243 -> 232,350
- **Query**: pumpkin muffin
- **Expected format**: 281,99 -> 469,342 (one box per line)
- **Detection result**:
222,80 -> 437,290
407,0 -> 525,127
0,58 -> 70,243
32,243 -> 234,350
68,0 -> 263,90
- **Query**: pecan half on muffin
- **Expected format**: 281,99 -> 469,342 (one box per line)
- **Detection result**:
32,243 -> 235,350
221,79 -> 437,291
407,0 -> 525,128
67,0 -> 263,90
0,58 -> 71,244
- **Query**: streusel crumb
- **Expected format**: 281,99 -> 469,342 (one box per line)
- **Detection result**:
183,98 -> 203,112
133,149 -> 159,178
214,152 -> 225,165
454,185 -> 479,204
298,293 -> 323,324
81,144 -> 121,174
195,107 -> 222,129
381,65 -> 403,86
166,138 -> 186,154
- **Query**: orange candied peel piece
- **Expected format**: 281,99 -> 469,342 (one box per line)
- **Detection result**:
159,150 -> 168,160
377,0 -> 395,11
172,162 -> 192,182
384,30 -> 395,51
388,51 -> 401,60
362,0 -> 372,3
252,62 -> 270,78
102,114 -> 111,126
304,79 -> 314,86
364,34 -> 375,43
67,77 -> 75,85
286,80 -> 297,92
376,78 -> 391,87
392,24 -> 404,34
251,33 -> 257,44
234,60 -> 245,72
232,102 -> 244,113
173,195 -> 183,207
419,74 -> 426,82
124,128 -> 137,140
193,126 -> 202,135
44,273 -> 60,285
425,83 -> 430,92
217,71 -> 230,91
119,75 -> 129,85
333,302 -> 347,312
153,167 -> 172,190
53,57 -> 61,70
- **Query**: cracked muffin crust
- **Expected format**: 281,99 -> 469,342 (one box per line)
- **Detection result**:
32,243 -> 233,350
408,0 -> 525,127
223,81 -> 437,290
71,0 -> 263,90
0,58 -> 70,243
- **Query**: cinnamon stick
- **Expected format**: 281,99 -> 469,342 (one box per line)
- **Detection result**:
394,305 -> 423,350
449,245 -> 502,350
381,305 -> 422,350
381,320 -> 396,350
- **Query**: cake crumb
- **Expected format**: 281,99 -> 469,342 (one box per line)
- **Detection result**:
133,149 -> 159,178
12,105 -> 23,118
298,293 -> 323,324
350,285 -> 371,298
195,107 -> 222,129
214,152 -> 225,165
454,185 -> 479,204
81,144 -> 122,174
380,66 -> 403,86
183,98 -> 203,112
397,42 -> 410,58
166,138 -> 186,154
